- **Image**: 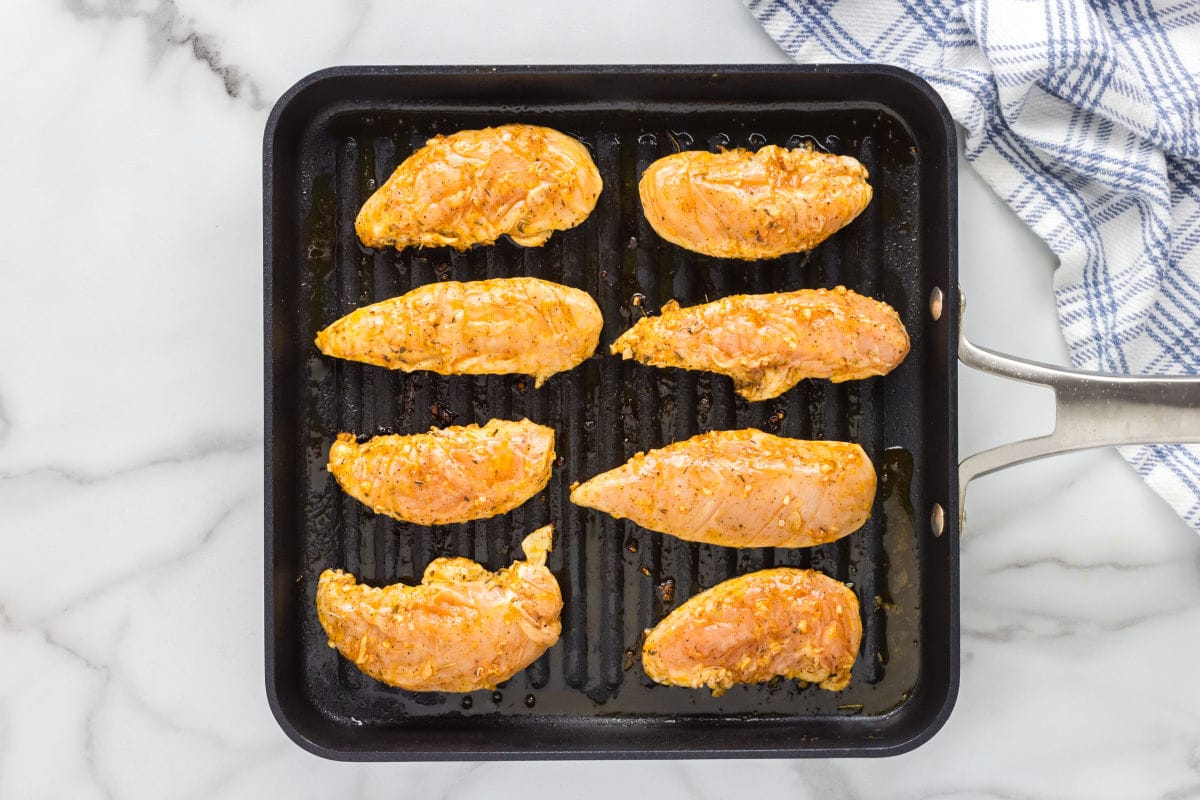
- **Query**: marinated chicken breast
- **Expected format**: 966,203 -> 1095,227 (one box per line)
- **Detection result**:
612,286 -> 909,401
316,526 -> 562,692
570,429 -> 875,548
315,278 -> 603,387
643,567 -> 861,694
639,145 -> 872,260
328,419 -> 554,525
356,124 -> 602,251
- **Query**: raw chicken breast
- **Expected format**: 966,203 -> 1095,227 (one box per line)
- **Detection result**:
315,278 -> 603,388
570,429 -> 875,548
316,526 -> 562,692
328,419 -> 554,525
639,145 -> 871,260
643,567 -> 861,693
611,286 -> 909,401
356,124 -> 602,251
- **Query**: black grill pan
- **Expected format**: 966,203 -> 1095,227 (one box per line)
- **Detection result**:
264,65 -> 959,759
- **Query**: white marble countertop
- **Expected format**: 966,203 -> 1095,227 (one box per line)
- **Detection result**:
2,1 -> 1199,797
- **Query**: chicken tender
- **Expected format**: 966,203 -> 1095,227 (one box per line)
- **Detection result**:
329,419 -> 554,525
315,278 -> 603,387
643,567 -> 861,694
316,526 -> 563,692
570,429 -> 875,548
612,286 -> 909,401
639,145 -> 871,260
356,124 -> 602,251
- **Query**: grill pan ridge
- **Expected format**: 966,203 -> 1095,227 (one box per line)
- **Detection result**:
265,65 -> 959,759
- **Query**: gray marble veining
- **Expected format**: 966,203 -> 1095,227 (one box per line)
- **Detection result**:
64,0 -> 265,107
1,0 -> 1198,797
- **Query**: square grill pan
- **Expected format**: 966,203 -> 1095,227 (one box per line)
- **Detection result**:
264,65 -> 959,759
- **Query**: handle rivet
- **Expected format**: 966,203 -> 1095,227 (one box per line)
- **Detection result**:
930,503 -> 945,537
929,287 -> 944,321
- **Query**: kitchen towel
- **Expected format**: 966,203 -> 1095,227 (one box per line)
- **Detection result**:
747,0 -> 1200,532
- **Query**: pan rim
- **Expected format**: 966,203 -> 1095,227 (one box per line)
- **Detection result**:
264,63 -> 960,760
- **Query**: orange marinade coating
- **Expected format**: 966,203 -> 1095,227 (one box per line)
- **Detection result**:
639,145 -> 872,260
611,286 -> 909,401
317,526 -> 562,692
315,278 -> 603,388
328,419 -> 554,525
643,567 -> 862,694
570,429 -> 876,548
356,124 -> 602,251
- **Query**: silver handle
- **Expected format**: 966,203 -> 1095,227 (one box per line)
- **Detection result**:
957,291 -> 1200,527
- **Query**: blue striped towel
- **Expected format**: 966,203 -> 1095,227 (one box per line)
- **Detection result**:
747,0 -> 1200,532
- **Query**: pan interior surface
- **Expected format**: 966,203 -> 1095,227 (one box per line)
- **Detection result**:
265,66 -> 958,759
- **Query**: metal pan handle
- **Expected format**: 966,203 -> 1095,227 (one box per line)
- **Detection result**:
957,291 -> 1200,526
